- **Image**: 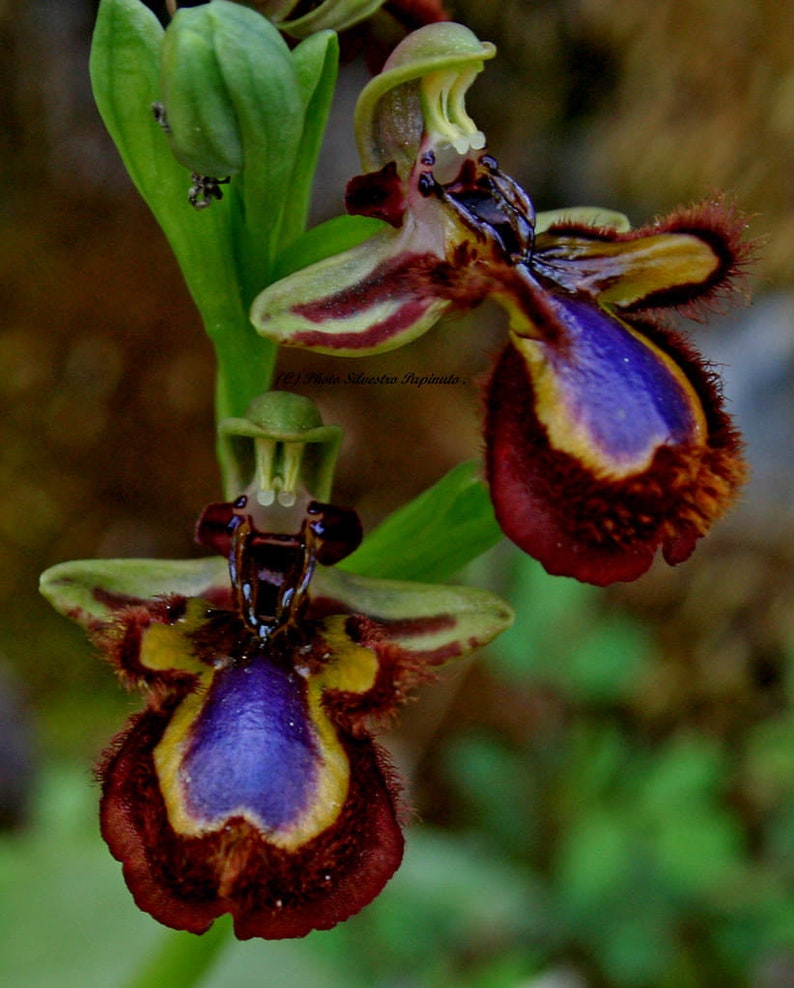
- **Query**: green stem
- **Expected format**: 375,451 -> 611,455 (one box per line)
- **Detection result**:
211,317 -> 278,497
123,918 -> 232,988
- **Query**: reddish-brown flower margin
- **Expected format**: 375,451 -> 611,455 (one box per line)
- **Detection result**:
252,24 -> 753,585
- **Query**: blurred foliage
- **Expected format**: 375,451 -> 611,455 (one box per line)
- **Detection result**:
6,548 -> 794,986
1,0 -> 793,986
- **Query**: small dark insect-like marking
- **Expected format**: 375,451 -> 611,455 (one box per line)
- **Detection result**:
151,101 -> 171,134
188,173 -> 230,210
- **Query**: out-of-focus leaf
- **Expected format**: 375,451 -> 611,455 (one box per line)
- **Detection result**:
341,460 -> 502,583
272,214 -> 388,281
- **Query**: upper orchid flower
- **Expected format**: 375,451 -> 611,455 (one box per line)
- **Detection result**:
40,392 -> 512,939
251,23 -> 750,586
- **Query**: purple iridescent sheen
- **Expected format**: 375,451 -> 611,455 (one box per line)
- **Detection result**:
541,295 -> 698,467
181,656 -> 319,830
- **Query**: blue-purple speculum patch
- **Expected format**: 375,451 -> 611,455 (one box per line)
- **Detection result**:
178,656 -> 320,832
40,391 -> 513,939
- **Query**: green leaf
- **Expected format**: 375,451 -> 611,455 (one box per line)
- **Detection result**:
281,30 -> 340,246
123,922 -> 231,988
341,460 -> 503,583
553,808 -> 629,920
272,214 -> 387,281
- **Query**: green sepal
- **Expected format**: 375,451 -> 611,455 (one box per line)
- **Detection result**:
218,391 -> 343,500
341,460 -> 503,583
40,548 -> 513,661
39,556 -> 228,630
315,565 -> 514,656
251,222 -> 451,356
353,22 -> 495,174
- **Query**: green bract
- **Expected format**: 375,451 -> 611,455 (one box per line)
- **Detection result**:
341,460 -> 503,583
353,21 -> 495,174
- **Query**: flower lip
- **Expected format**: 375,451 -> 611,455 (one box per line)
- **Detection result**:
485,302 -> 746,584
253,134 -> 749,584
161,651 -> 322,837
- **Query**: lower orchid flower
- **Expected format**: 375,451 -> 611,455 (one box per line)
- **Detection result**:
40,393 -> 513,939
251,23 -> 751,585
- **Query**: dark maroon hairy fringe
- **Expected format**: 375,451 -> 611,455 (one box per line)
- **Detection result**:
98,705 -> 405,939
542,198 -> 754,318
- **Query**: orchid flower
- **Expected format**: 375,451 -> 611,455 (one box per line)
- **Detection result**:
251,23 -> 750,586
40,393 -> 512,939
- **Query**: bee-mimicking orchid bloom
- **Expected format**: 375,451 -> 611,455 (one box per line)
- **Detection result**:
40,393 -> 513,939
251,23 -> 750,586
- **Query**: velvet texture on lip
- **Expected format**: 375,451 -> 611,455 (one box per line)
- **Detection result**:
40,489 -> 512,939
251,23 -> 751,585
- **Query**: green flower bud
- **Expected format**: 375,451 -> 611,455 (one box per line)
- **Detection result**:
219,391 -> 343,503
353,22 -> 495,175
251,0 -> 387,39
160,5 -> 243,176
158,0 -> 298,179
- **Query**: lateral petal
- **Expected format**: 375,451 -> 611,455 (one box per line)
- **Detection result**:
533,201 -> 747,311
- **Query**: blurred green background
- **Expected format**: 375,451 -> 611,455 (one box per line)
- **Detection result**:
1,1 -> 793,985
